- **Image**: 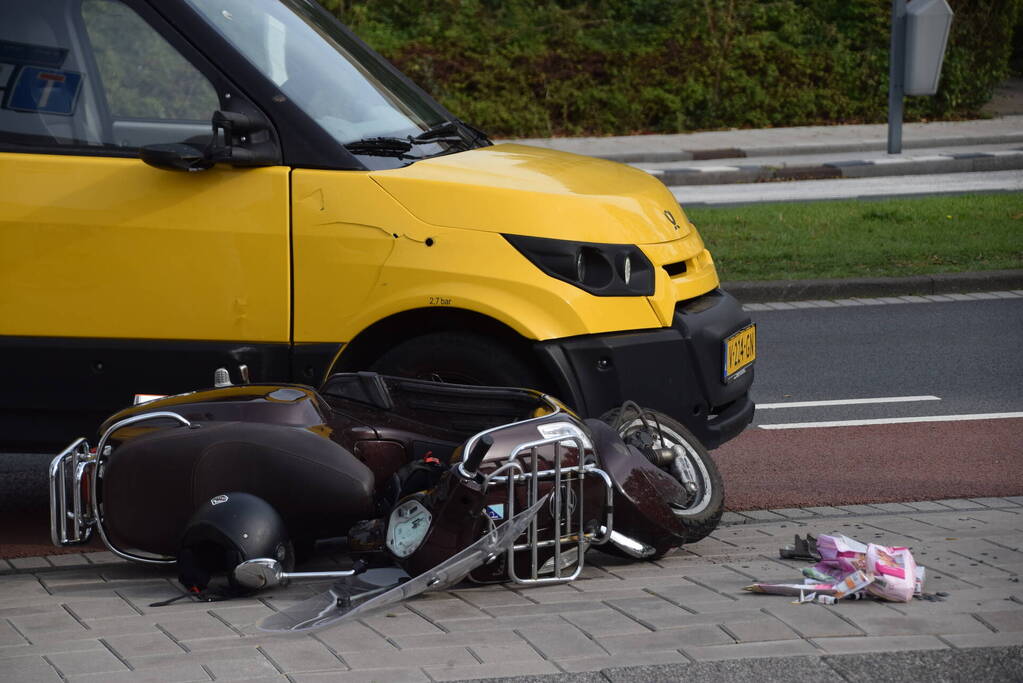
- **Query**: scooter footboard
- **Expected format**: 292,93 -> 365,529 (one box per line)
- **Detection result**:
472,414 -> 614,585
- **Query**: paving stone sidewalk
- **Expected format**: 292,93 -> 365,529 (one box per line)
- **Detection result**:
3,497 -> 1021,682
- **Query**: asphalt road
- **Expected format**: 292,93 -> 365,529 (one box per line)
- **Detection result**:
716,296 -> 1023,509
750,297 -> 1023,420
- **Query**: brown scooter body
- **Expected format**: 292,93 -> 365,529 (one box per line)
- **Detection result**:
55,372 -> 692,584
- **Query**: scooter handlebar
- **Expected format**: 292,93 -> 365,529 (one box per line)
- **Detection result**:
463,435 -> 493,476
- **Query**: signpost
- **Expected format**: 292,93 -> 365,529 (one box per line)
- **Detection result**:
887,0 -> 954,154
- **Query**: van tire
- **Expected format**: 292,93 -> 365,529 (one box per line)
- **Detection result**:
369,331 -> 542,390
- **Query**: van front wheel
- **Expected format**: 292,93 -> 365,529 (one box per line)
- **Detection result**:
368,331 -> 542,390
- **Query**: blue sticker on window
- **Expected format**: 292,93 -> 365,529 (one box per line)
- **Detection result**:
485,504 -> 505,520
5,66 -> 82,116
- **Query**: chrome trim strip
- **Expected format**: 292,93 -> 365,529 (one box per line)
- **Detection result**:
606,530 -> 657,559
281,569 -> 357,580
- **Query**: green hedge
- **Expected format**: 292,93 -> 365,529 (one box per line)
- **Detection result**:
322,0 -> 1021,138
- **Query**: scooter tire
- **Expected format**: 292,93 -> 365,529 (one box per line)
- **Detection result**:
600,408 -> 724,545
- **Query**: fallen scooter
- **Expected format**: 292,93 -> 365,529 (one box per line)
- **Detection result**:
50,371 -> 724,630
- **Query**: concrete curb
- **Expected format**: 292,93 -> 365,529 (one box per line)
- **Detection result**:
719,496 -> 1023,526
599,132 -> 1023,164
451,646 -> 1023,683
644,149 -> 1023,186
722,270 -> 1023,303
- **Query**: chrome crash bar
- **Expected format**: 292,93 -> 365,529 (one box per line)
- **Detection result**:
49,411 -> 193,564
469,412 -> 614,586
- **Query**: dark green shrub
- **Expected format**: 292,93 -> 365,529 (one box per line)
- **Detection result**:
320,0 -> 1023,137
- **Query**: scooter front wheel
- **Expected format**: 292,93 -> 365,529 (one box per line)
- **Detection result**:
601,407 -> 724,544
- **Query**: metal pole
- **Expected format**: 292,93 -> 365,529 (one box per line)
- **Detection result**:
887,0 -> 907,154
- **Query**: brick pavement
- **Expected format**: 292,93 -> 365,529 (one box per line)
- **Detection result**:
2,498 -> 1021,682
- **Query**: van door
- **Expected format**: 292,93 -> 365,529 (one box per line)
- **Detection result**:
0,0 -> 290,450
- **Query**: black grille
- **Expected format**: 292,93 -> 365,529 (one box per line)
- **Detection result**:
663,261 -> 687,277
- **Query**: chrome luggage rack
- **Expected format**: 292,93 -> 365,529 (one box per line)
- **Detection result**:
467,398 -> 614,585
49,411 -> 192,564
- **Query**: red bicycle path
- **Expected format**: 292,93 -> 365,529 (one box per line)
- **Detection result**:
715,417 -> 1023,509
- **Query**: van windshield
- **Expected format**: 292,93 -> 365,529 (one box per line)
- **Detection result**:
184,0 -> 453,148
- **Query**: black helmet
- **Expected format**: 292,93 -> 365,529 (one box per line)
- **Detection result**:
177,492 -> 292,593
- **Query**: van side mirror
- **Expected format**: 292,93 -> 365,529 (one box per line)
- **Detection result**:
212,110 -> 259,137
210,109 -> 278,167
140,109 -> 278,172
140,143 -> 215,172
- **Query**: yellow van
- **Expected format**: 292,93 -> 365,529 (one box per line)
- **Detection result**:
0,0 -> 754,453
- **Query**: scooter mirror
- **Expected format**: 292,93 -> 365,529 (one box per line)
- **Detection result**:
233,558 -> 284,589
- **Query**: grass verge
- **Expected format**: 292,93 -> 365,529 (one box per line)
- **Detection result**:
688,193 -> 1023,282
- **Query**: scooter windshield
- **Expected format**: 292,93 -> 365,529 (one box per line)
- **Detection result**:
183,0 -> 454,149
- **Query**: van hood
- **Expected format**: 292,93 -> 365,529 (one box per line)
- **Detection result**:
369,144 -> 690,244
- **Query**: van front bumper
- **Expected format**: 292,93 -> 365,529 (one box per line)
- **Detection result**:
534,288 -> 754,449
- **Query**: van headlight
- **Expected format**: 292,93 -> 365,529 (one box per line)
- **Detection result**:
503,235 -> 654,296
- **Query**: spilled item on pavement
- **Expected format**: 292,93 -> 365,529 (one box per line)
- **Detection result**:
744,534 -> 924,603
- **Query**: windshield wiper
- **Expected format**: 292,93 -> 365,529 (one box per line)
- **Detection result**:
343,137 -> 414,158
343,135 -> 449,159
344,120 -> 489,159
454,120 -> 493,147
410,121 -> 464,144
414,120 -> 491,147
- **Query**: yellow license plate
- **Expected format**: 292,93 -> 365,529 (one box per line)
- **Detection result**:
723,324 -> 756,381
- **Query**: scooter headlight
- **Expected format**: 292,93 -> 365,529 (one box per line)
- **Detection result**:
386,499 -> 433,558
503,235 -> 654,296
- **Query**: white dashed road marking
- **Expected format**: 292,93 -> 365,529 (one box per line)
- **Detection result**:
759,412 -> 1023,429
758,395 -> 941,410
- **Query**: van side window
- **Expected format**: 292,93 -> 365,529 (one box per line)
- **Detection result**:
0,0 -> 219,153
0,2 -> 105,149
83,0 -> 218,124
